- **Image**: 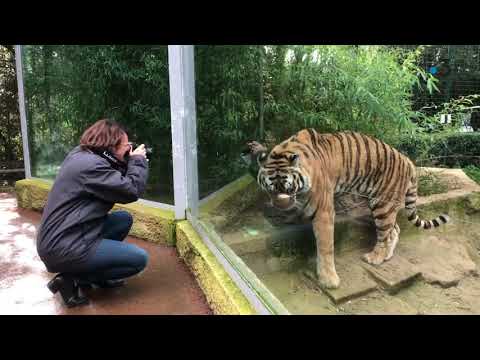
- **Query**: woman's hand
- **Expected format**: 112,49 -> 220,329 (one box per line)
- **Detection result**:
130,144 -> 147,159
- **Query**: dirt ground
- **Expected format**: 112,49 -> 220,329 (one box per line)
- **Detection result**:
215,168 -> 480,315
0,193 -> 212,315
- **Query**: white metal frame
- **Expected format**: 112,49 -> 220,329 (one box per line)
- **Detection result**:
14,45 -> 31,178
168,45 -> 199,220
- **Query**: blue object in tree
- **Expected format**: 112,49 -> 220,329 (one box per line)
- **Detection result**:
429,66 -> 438,75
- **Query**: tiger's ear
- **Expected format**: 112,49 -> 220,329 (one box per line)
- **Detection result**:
289,153 -> 300,166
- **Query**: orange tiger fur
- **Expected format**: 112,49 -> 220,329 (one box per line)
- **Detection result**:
253,129 -> 449,289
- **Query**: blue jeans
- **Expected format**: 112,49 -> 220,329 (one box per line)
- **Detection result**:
73,211 -> 149,284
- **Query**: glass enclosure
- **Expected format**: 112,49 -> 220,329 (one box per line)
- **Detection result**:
17,45 -> 480,314
22,45 -> 174,204
193,45 -> 480,314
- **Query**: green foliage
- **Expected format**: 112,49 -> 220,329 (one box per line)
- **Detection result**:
396,131 -> 480,169
0,45 -> 22,162
463,165 -> 480,185
417,171 -> 449,196
427,132 -> 480,168
17,44 -> 455,200
22,45 -> 173,201
415,94 -> 480,133
260,45 -> 438,145
194,45 -> 439,196
395,132 -> 434,161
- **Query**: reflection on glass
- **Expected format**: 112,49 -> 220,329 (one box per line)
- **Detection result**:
22,45 -> 173,204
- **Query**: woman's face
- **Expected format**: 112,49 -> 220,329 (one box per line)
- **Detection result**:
113,133 -> 131,161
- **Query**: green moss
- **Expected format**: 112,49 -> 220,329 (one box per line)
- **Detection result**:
113,203 -> 176,246
15,178 -> 52,210
199,174 -> 255,214
199,174 -> 264,231
176,221 -> 257,315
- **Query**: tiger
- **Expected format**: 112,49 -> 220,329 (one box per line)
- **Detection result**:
245,129 -> 449,289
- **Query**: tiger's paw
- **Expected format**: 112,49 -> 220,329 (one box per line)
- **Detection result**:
362,248 -> 388,266
318,271 -> 341,289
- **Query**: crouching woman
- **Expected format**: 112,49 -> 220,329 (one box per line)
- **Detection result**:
36,119 -> 149,308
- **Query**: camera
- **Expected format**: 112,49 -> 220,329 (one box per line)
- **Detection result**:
129,143 -> 153,160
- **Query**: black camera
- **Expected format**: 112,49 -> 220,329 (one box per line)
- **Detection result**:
129,143 -> 153,160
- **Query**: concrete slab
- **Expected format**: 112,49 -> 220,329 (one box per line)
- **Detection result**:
361,254 -> 422,294
397,235 -> 478,288
302,254 -> 378,304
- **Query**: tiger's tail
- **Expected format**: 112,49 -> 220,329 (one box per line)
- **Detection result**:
404,185 -> 449,229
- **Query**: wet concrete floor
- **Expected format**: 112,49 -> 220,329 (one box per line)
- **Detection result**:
0,193 -> 212,315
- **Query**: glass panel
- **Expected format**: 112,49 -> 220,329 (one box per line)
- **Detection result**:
22,45 -> 173,204
195,45 -> 480,314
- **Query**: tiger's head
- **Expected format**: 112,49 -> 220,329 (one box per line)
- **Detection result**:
256,143 -> 311,211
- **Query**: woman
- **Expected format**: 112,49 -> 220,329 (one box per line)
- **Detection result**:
37,119 -> 149,307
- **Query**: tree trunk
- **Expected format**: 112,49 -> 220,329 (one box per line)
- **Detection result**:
258,45 -> 265,140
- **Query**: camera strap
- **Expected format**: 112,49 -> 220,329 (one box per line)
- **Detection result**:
92,149 -> 128,176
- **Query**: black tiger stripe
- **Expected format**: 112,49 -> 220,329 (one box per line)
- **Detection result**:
310,204 -> 319,220
300,150 -> 310,159
361,134 -> 372,176
408,211 -> 417,221
432,219 -> 440,227
370,140 -> 391,198
364,139 -> 382,195
265,162 -> 287,167
395,159 -> 406,194
270,153 -> 288,160
333,133 -> 346,169
324,136 -> 334,155
382,151 -> 402,201
292,142 -> 316,160
370,144 -> 393,199
376,223 -> 392,232
439,215 -> 448,223
374,204 -> 397,220
307,128 -> 319,153
345,134 -> 354,182
352,133 -> 362,181
383,146 -> 398,192
415,218 -> 422,227
371,201 -> 391,213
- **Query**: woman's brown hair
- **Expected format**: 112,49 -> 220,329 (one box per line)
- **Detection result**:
80,119 -> 128,152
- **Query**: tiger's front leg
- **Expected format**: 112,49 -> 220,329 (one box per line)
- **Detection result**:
312,210 -> 340,289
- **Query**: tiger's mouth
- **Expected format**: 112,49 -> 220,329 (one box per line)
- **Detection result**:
271,193 -> 296,210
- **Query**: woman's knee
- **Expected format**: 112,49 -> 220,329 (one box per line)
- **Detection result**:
115,211 -> 133,228
132,247 -> 149,271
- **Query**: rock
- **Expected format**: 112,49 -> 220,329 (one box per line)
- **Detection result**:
361,254 -> 422,294
302,253 -> 378,304
398,235 -> 478,288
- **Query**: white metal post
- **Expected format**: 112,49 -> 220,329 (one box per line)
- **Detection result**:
168,45 -> 199,220
167,46 -> 283,314
14,45 -> 32,178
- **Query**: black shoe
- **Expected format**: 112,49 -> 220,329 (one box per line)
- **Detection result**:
77,279 -> 125,290
94,280 -> 125,289
47,274 -> 90,308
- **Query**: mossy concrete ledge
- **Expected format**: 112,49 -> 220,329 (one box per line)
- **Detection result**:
176,220 -> 257,315
14,178 -> 176,245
